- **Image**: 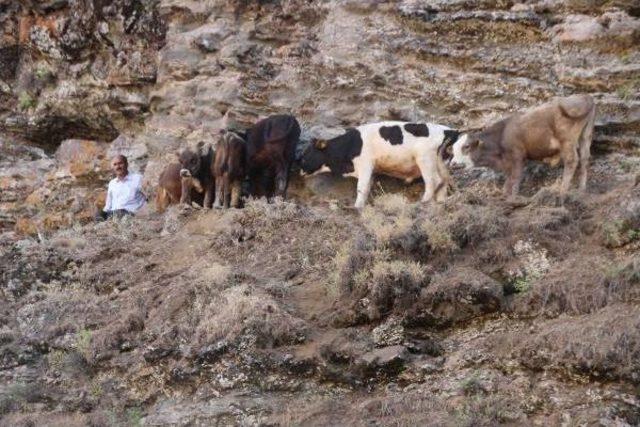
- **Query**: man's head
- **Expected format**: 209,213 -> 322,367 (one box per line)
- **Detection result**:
111,155 -> 128,179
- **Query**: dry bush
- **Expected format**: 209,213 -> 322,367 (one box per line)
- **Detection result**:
514,305 -> 640,383
330,234 -> 375,296
361,194 -> 428,254
408,267 -> 504,328
360,191 -> 507,258
358,259 -> 427,321
330,232 -> 428,324
243,197 -> 315,226
600,191 -> 640,248
513,256 -> 640,317
0,412 -> 87,427
0,382 -> 51,416
443,203 -> 507,249
194,284 -> 307,350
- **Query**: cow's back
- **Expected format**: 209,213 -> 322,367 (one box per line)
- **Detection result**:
503,95 -> 595,161
247,114 -> 301,164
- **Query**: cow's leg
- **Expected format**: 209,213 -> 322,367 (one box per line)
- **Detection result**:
577,115 -> 594,192
213,175 -> 223,208
274,163 -> 290,199
180,176 -> 192,205
434,176 -> 448,202
231,179 -> 242,208
276,166 -> 289,199
223,174 -> 231,208
251,169 -> 270,199
416,155 -> 437,203
560,145 -> 579,195
203,181 -> 214,208
502,156 -> 524,199
354,165 -> 373,209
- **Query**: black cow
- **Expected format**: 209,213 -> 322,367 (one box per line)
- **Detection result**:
245,114 -> 301,199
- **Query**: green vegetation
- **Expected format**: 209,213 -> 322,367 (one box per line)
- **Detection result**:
18,91 -> 36,110
75,328 -> 92,361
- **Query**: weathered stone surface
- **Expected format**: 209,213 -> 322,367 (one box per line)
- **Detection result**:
409,268 -> 505,328
55,139 -> 109,177
372,317 -> 405,347
551,11 -> 640,43
357,345 -> 409,376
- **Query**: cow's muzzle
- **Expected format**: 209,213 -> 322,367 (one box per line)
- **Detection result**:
180,168 -> 192,178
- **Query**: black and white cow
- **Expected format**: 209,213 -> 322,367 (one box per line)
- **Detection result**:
299,121 -> 462,209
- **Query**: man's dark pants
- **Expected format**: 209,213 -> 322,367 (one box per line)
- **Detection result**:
94,209 -> 134,221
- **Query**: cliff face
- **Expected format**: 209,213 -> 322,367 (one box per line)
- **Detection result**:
1,0 -> 639,235
1,1 -> 640,426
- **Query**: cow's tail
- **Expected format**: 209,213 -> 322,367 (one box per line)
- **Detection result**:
578,101 -> 596,165
156,187 -> 169,213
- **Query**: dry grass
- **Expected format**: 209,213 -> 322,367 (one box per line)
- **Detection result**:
0,413 -> 87,427
360,259 -> 427,321
331,234 -> 374,294
361,194 -> 427,254
513,305 -> 640,383
513,256 -> 640,317
194,284 -> 307,349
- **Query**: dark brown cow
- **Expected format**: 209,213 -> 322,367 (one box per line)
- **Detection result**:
156,163 -> 204,212
246,114 -> 301,199
213,131 -> 247,208
452,94 -> 596,198
177,145 -> 216,208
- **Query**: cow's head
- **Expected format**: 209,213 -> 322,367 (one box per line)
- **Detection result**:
299,139 -> 329,175
451,134 -> 475,168
177,148 -> 201,178
452,120 -> 508,171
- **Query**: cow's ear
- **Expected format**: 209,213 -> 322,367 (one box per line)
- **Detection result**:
314,139 -> 328,150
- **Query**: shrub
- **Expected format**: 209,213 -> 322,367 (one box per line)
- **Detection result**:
18,91 -> 36,110
363,259 -> 426,320
514,257 -> 640,317
331,235 -> 375,296
194,285 -> 307,350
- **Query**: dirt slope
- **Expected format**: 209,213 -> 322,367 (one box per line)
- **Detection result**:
1,153 -> 639,425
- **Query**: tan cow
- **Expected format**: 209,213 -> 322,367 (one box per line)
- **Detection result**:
452,94 -> 596,198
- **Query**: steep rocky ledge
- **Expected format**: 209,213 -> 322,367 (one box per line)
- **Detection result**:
0,0 -> 639,426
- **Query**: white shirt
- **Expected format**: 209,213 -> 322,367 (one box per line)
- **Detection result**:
104,173 -> 146,213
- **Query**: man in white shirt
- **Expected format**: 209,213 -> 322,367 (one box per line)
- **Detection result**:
95,155 -> 147,221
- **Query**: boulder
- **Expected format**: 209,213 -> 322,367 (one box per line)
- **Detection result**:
357,345 -> 409,376
408,268 -> 505,328
371,317 -> 405,347
551,11 -> 640,43
55,139 -> 109,177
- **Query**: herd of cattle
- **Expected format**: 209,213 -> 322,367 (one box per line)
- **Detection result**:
156,94 -> 597,211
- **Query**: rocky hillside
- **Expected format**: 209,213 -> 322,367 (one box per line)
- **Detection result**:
1,0 -> 639,426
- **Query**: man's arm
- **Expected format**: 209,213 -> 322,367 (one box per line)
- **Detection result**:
135,174 -> 148,202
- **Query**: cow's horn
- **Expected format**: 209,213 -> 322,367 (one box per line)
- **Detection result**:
315,139 -> 328,150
